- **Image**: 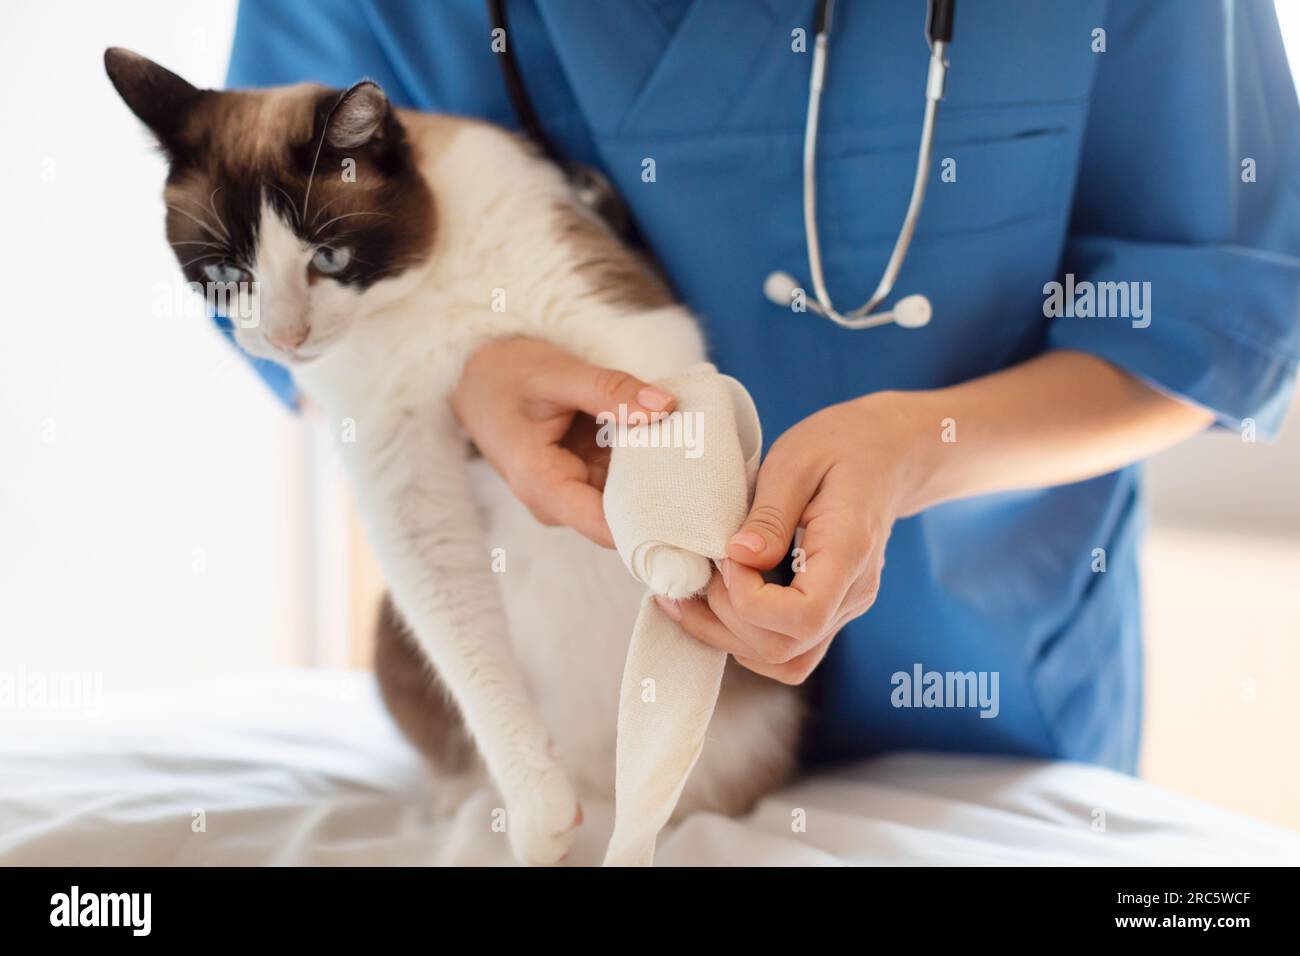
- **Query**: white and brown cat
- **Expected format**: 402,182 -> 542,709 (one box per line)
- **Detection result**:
105,48 -> 802,865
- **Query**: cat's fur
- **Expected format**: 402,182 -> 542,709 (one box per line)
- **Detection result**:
105,49 -> 803,865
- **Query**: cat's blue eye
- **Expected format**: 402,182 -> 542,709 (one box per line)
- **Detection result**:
310,246 -> 352,276
202,262 -> 250,284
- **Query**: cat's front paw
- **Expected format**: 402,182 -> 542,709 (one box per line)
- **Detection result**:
506,770 -> 582,866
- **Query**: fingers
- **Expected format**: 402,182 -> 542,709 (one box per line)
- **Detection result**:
720,531 -> 856,642
654,592 -> 755,658
508,445 -> 615,548
661,559 -> 873,687
454,338 -> 664,547
721,508 -> 886,645
544,481 -> 615,548
704,570 -> 818,663
532,352 -> 676,422
828,572 -> 882,630
660,585 -> 835,685
726,447 -> 820,571
733,635 -> 834,686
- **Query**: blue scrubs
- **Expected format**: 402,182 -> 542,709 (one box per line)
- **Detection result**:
227,1 -> 1300,772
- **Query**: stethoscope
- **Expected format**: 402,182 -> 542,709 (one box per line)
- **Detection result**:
488,0 -> 955,332
765,0 -> 954,331
487,0 -> 634,237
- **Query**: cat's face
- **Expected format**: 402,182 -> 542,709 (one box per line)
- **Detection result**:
104,48 -> 433,364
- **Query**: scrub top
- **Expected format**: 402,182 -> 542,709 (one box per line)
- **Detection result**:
225,0 -> 1300,773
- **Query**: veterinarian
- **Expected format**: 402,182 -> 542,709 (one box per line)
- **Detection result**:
226,0 -> 1300,773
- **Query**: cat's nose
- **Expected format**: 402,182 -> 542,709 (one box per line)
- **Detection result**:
267,326 -> 309,352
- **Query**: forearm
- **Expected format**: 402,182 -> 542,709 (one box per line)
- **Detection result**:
885,349 -> 1215,517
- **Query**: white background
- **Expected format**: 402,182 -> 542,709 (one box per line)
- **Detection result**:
1,1 -> 1297,829
0,2 -> 314,682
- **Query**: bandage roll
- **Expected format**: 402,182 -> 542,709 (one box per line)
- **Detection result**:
601,363 -> 762,866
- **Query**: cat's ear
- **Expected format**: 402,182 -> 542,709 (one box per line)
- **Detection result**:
103,48 -> 204,151
324,81 -> 390,149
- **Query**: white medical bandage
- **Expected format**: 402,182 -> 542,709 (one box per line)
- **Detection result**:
601,364 -> 762,866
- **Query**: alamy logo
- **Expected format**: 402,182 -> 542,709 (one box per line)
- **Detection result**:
0,666 -> 102,716
596,404 -> 704,459
50,886 -> 151,936
1043,273 -> 1151,329
152,278 -> 260,328
890,663 -> 1000,718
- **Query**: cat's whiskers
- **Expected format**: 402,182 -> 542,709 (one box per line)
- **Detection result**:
170,193 -> 231,242
178,251 -> 224,270
312,211 -> 392,242
308,196 -> 343,231
169,240 -> 226,249
265,181 -> 302,228
166,203 -> 227,244
206,186 -> 234,242
299,104 -> 334,224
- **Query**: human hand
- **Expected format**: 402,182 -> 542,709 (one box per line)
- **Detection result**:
655,391 -> 925,683
451,337 -> 675,547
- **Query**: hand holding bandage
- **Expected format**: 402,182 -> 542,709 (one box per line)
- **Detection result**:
600,363 -> 762,867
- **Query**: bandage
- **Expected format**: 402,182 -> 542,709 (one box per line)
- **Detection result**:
601,363 -> 761,866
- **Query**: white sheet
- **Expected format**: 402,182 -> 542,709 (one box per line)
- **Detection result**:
1,670 -> 1294,866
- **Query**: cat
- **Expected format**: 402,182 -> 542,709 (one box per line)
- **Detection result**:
105,48 -> 803,865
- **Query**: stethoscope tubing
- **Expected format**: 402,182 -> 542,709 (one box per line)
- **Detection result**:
485,0 -> 953,333
772,0 -> 954,331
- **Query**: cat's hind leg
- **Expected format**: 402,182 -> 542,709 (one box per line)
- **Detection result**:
374,591 -> 477,774
374,593 -> 486,817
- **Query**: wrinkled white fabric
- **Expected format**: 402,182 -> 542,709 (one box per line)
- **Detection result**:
601,363 -> 762,866
2,671 -> 1296,866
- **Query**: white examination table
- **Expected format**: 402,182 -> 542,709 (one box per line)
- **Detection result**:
1,670 -> 1294,866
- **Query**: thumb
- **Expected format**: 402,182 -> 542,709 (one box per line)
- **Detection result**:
727,460 -> 814,572
535,353 -> 676,421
